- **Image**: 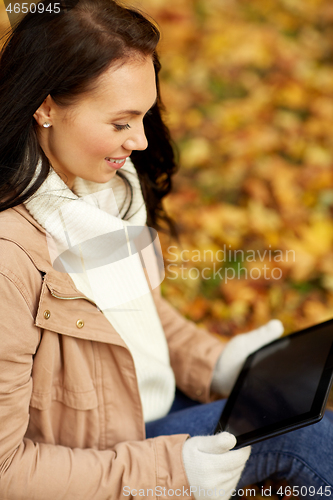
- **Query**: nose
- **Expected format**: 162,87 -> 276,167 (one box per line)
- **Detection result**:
123,123 -> 148,152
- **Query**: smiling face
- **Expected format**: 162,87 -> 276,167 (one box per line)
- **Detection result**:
34,55 -> 157,190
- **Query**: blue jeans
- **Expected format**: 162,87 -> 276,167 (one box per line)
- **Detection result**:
146,389 -> 333,499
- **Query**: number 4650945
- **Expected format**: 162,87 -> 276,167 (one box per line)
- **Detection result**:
6,3 -> 61,14
277,486 -> 332,497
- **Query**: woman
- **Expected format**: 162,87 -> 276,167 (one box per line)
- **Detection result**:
0,0 -> 332,498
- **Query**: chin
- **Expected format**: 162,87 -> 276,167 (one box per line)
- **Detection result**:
91,171 -> 118,184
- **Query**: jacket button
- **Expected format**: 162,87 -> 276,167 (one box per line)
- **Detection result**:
76,319 -> 84,329
196,389 -> 203,397
44,310 -> 51,319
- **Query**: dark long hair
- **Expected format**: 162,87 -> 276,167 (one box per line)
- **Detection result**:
0,0 -> 179,239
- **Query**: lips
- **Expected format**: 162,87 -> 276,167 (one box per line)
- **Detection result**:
104,157 -> 128,170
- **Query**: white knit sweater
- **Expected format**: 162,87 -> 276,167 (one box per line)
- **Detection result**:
24,158 -> 176,422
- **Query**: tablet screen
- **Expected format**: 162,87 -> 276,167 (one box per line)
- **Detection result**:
216,319 -> 333,447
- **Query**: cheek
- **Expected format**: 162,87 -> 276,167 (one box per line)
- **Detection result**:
74,123 -> 120,156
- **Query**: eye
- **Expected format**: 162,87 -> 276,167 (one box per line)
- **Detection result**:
113,123 -> 131,131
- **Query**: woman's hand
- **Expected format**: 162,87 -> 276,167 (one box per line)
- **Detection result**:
211,319 -> 284,397
182,432 -> 251,499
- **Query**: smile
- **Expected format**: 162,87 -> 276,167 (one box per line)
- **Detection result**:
104,157 -> 128,170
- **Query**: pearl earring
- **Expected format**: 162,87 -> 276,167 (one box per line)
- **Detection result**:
43,122 -> 51,128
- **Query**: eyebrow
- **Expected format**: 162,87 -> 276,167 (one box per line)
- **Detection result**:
110,97 -> 158,117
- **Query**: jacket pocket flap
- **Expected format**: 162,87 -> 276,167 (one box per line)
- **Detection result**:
30,385 -> 98,411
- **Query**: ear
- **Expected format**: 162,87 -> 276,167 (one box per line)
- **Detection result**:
33,95 -> 54,126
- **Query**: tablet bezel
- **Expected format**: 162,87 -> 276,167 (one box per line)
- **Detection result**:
214,318 -> 333,449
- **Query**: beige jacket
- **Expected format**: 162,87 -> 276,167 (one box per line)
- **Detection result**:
0,204 -> 225,500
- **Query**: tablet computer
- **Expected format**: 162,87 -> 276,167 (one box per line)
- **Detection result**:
214,318 -> 333,449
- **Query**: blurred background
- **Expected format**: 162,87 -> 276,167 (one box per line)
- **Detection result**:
123,0 -> 333,340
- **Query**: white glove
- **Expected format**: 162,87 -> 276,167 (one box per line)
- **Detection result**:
211,319 -> 284,397
182,432 -> 251,499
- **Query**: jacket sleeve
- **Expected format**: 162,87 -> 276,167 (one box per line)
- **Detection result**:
0,260 -> 191,500
151,283 -> 226,403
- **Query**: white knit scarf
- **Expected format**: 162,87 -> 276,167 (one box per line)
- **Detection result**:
24,158 -> 176,422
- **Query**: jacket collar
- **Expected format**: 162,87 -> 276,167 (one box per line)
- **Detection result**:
13,203 -> 47,234
6,205 -> 87,297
